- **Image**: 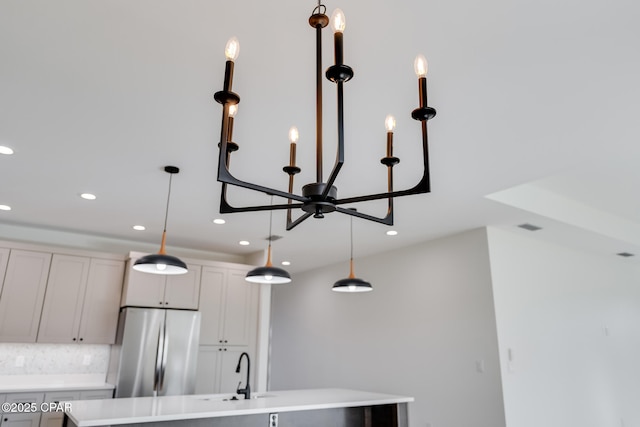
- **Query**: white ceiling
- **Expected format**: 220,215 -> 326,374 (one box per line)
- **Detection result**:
1,0 -> 639,273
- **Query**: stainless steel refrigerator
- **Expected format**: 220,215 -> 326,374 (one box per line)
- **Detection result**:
107,307 -> 201,397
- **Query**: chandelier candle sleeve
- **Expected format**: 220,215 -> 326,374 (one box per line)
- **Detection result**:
331,9 -> 346,66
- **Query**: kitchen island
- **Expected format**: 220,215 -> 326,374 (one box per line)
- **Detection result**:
63,388 -> 412,427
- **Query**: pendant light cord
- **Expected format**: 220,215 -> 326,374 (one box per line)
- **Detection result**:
264,195 -> 274,267
163,172 -> 174,233
348,212 -> 356,278
349,214 -> 353,262
159,166 -> 179,256
268,195 -> 274,247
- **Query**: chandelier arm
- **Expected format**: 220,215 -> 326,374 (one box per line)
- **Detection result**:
335,118 -> 432,204
217,143 -> 309,204
321,79 -> 346,199
285,211 -> 314,231
335,206 -> 393,225
333,175 -> 430,205
220,196 -> 305,214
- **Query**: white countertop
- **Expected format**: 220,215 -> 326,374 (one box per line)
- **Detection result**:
65,388 -> 414,426
0,375 -> 114,394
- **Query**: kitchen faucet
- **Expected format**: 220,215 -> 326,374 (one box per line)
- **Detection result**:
235,352 -> 251,399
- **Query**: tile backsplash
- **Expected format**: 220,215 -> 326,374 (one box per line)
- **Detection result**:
0,343 -> 110,375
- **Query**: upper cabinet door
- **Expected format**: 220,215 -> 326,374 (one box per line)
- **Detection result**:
198,266 -> 226,345
78,258 -> 125,344
198,267 -> 258,346
37,254 -> 90,343
0,250 -> 52,342
223,269 -> 259,346
164,264 -> 201,310
120,259 -> 201,309
120,260 -> 166,308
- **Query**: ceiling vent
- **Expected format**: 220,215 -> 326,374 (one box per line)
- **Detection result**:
517,223 -> 542,232
616,252 -> 635,258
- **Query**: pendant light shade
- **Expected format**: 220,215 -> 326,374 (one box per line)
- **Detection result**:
133,166 -> 188,275
332,276 -> 373,293
245,247 -> 291,284
245,197 -> 291,284
332,211 -> 372,292
133,252 -> 187,275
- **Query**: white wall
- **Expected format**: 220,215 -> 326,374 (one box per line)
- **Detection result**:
269,228 -> 505,427
487,227 -> 640,427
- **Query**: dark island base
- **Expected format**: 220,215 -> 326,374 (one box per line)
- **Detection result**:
64,403 -> 408,427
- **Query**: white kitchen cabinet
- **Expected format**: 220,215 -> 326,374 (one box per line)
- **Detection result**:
37,256 -> 125,344
36,255 -> 89,343
38,413 -> 62,427
199,267 -> 259,346
195,346 -> 255,395
0,392 -> 44,426
0,413 -> 41,427
0,250 -> 52,343
78,389 -> 113,400
39,390 -> 78,427
120,260 -> 201,309
39,389 -> 113,427
196,266 -> 260,395
77,259 -> 125,343
0,248 -> 10,296
3,392 -> 44,406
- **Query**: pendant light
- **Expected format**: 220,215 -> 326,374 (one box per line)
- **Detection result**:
332,210 -> 372,292
133,166 -> 188,275
245,196 -> 291,284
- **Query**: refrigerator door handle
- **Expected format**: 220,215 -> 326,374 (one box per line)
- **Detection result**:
159,326 -> 169,392
153,326 -> 164,395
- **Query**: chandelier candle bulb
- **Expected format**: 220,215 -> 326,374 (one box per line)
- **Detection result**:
414,54 -> 429,108
228,105 -> 238,142
331,9 -> 346,65
385,115 -> 396,157
223,37 -> 239,92
288,126 -> 299,167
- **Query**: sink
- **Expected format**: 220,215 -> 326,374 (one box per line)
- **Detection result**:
251,393 -> 275,399
190,393 -> 276,401
190,394 -> 236,401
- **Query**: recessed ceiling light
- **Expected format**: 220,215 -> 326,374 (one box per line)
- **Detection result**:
0,146 -> 14,155
0,205 -> 11,211
80,193 -> 97,200
239,240 -> 250,246
386,230 -> 398,236
133,225 -> 146,231
281,261 -> 291,266
212,218 -> 226,225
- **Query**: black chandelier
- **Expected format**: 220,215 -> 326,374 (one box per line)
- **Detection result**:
214,2 -> 436,230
